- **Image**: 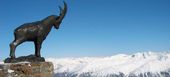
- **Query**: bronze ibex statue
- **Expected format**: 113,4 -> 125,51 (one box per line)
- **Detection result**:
10,2 -> 67,58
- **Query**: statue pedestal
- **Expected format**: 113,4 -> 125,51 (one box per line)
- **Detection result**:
0,62 -> 54,77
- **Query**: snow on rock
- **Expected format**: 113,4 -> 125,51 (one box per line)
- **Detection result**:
8,69 -> 14,73
46,52 -> 170,77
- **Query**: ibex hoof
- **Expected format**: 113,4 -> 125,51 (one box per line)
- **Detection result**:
10,56 -> 16,59
35,55 -> 41,57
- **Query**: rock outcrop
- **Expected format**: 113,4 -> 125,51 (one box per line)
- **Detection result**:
0,62 -> 54,77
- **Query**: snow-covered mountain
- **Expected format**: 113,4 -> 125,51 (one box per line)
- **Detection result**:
46,52 -> 170,77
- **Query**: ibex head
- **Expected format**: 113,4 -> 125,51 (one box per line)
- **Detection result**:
54,1 -> 67,29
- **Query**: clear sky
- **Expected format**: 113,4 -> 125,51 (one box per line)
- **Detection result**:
0,0 -> 170,60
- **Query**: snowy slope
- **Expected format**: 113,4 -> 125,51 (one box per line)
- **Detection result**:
46,52 -> 170,77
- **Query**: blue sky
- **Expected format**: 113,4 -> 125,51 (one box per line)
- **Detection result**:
0,0 -> 170,60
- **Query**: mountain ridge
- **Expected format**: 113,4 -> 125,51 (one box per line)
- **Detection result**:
46,51 -> 170,77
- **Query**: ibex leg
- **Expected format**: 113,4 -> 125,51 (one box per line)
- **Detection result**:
34,40 -> 42,57
10,39 -> 24,58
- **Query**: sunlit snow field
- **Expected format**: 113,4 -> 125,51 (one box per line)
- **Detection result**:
46,52 -> 170,77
